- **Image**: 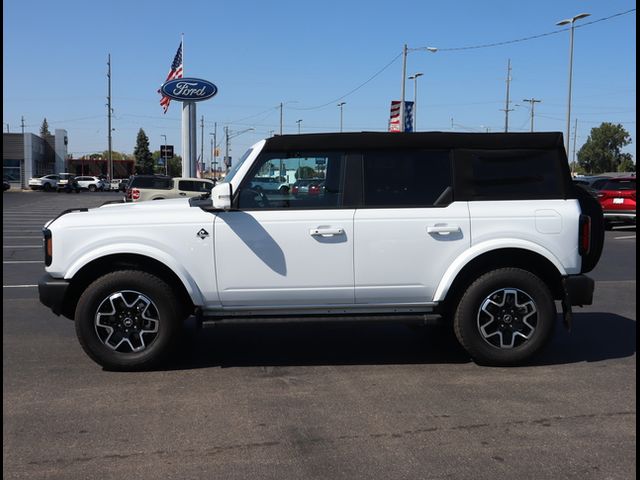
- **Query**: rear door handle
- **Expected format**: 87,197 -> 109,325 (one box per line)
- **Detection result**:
310,227 -> 345,237
427,225 -> 461,235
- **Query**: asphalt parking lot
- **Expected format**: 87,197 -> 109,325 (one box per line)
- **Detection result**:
3,190 -> 636,480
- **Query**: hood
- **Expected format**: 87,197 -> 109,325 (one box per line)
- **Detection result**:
45,197 -> 198,230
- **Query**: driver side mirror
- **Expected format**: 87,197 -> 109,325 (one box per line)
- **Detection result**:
211,182 -> 232,210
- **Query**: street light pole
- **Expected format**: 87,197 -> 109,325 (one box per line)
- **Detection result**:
296,119 -> 302,134
557,12 -> 591,153
408,72 -> 423,131
400,44 -> 408,133
337,102 -> 346,132
224,127 -> 254,173
400,45 -> 436,132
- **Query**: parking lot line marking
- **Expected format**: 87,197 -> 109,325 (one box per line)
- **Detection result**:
3,260 -> 44,264
3,285 -> 37,288
3,245 -> 41,248
596,280 -> 636,285
614,235 -> 636,240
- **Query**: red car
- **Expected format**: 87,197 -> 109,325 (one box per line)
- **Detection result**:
597,177 -> 636,229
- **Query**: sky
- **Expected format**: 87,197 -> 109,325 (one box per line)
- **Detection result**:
2,0 -> 636,168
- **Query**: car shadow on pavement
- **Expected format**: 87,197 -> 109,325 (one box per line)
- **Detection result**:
169,319 -> 471,370
165,311 -> 635,370
533,312 -> 636,365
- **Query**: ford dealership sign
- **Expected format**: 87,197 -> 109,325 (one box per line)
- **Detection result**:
160,78 -> 218,102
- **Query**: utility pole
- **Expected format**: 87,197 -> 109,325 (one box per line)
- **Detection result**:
523,98 -> 542,132
279,102 -> 283,135
209,134 -> 213,176
296,119 -> 302,134
21,116 -> 25,135
224,126 -> 230,173
200,115 -> 204,175
212,122 -> 218,176
107,54 -> 113,180
501,59 -> 514,132
572,118 -> 578,167
400,44 -> 408,132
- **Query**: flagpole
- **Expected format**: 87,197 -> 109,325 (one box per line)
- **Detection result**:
179,33 -> 197,178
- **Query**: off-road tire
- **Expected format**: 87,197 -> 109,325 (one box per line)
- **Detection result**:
75,270 -> 182,371
453,268 -> 556,366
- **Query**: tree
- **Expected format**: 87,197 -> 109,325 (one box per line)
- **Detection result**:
167,155 -> 182,177
101,150 -> 127,161
577,123 -> 633,174
295,166 -> 316,179
152,150 -> 182,177
618,156 -> 636,173
133,129 -> 154,174
40,118 -> 51,137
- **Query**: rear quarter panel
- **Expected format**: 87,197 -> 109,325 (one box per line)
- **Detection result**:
468,199 -> 581,273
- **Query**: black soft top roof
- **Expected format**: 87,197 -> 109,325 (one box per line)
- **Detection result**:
263,131 -> 565,152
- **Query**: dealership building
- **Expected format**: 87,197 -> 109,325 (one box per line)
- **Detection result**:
3,130 -> 68,189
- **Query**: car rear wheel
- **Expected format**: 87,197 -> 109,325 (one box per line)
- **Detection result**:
453,268 -> 556,366
88,185 -> 97,192
75,270 -> 183,370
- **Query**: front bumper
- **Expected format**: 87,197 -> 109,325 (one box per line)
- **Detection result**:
564,274 -> 595,306
38,274 -> 70,316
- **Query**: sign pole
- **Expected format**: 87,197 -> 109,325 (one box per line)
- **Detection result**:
162,78 -> 217,178
181,101 -> 197,178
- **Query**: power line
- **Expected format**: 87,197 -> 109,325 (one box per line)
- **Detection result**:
436,8 -> 635,51
292,52 -> 403,111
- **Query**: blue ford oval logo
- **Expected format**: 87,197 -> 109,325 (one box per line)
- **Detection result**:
160,77 -> 218,102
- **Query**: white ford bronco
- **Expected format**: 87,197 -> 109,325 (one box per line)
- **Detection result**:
39,132 -> 604,370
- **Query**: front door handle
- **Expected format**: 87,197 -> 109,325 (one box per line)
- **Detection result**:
310,227 -> 345,237
427,225 -> 461,235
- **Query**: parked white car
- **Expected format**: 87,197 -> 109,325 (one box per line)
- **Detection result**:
39,132 -> 604,370
74,176 -> 105,192
28,174 -> 59,191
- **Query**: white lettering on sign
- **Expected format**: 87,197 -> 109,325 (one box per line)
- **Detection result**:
172,82 -> 208,97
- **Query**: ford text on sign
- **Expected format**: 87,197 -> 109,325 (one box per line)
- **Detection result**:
160,78 -> 218,102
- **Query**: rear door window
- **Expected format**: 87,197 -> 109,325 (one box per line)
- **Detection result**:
130,177 -> 172,189
362,150 -> 452,207
178,180 -> 213,192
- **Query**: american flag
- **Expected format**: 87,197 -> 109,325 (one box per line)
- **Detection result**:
159,42 -> 183,114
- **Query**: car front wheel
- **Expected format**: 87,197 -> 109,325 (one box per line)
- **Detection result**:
75,270 -> 183,370
453,268 -> 556,366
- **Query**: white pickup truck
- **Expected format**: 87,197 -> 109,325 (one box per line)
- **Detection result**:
39,132 -> 603,370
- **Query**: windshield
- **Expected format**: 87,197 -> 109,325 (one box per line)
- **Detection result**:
224,148 -> 253,183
